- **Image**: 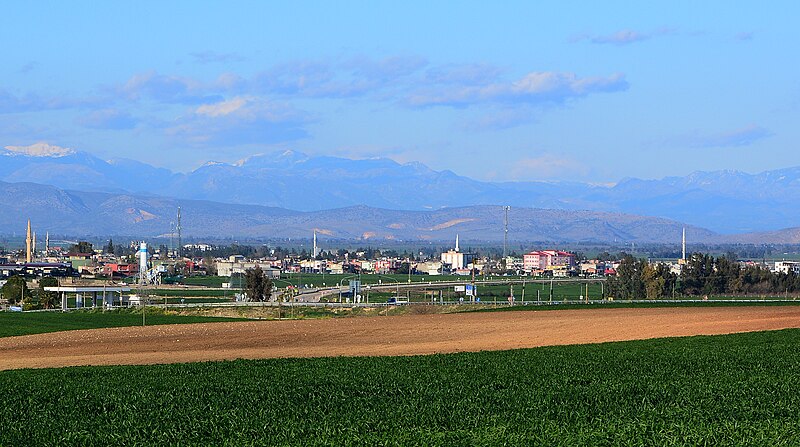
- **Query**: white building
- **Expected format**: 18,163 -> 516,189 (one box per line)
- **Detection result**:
440,235 -> 475,270
416,261 -> 443,275
775,261 -> 800,274
216,261 -> 280,278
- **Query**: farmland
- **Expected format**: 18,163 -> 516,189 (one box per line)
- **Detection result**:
1,329 -> 799,445
4,306 -> 800,370
181,273 -> 529,289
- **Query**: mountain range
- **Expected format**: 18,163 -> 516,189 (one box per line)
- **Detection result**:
0,180 -> 722,243
3,143 -> 800,237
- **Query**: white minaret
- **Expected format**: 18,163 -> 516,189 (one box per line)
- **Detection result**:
313,230 -> 318,258
32,231 -> 37,260
682,227 -> 686,261
45,232 -> 50,255
455,234 -> 460,252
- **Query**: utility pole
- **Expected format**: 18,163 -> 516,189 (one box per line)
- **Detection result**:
471,261 -> 476,303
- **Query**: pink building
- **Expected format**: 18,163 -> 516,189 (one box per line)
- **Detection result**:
523,250 -> 576,272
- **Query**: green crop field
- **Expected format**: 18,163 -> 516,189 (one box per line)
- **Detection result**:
337,281 -> 605,303
148,288 -> 234,297
180,273 -> 534,289
0,310 -> 243,338
2,329 -> 799,445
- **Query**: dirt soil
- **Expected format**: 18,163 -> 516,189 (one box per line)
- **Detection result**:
2,306 -> 800,370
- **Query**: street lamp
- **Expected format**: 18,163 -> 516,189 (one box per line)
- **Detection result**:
373,274 -> 400,302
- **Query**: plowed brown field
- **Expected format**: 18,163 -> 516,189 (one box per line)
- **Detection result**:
2,306 -> 800,370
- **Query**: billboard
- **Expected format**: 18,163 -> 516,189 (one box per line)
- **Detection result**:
454,285 -> 465,293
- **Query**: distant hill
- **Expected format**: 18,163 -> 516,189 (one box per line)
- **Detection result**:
4,145 -> 800,234
0,181 -> 720,243
725,227 -> 800,245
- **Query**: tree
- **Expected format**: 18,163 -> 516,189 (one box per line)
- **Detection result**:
607,255 -> 646,299
596,251 -> 617,262
396,262 -> 412,275
244,266 -> 273,302
203,256 -> 217,276
681,253 -> 711,295
2,276 -> 31,305
642,263 -> 674,299
38,277 -> 60,309
105,239 -> 115,254
70,241 -> 93,254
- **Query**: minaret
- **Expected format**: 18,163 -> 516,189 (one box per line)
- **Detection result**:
45,232 -> 50,255
25,220 -> 32,263
32,231 -> 37,260
455,234 -> 460,253
313,230 -> 318,258
682,227 -> 686,261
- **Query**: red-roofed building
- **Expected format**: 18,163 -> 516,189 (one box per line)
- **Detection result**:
102,263 -> 138,277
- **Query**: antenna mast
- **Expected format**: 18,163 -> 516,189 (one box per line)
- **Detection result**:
502,206 -> 510,259
176,207 -> 182,259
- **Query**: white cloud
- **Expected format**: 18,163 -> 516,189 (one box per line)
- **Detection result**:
408,71 -> 628,107
572,28 -> 676,46
424,63 -> 504,85
168,97 -> 311,146
591,30 -> 649,45
196,97 -> 248,117
122,71 -> 220,104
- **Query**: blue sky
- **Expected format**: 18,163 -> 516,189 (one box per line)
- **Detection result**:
1,1 -> 797,182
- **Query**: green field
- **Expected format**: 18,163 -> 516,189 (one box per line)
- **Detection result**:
336,281 -> 604,303
2,329 -> 799,445
0,310 -> 243,338
181,273 -> 533,289
148,288 -> 234,297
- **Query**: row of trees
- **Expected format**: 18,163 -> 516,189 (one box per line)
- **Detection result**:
1,276 -> 60,309
608,253 -> 800,299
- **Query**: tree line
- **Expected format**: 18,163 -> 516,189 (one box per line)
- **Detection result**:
607,253 -> 800,299
1,276 -> 60,309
